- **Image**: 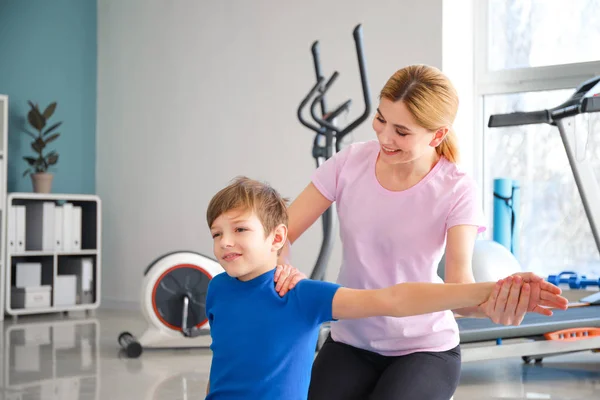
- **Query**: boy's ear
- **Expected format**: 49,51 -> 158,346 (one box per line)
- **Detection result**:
271,224 -> 288,252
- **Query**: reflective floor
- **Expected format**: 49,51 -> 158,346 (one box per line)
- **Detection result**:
0,309 -> 598,400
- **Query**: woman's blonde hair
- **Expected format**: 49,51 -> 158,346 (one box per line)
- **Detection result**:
379,65 -> 460,163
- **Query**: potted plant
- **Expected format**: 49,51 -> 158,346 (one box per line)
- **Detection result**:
22,101 -> 60,193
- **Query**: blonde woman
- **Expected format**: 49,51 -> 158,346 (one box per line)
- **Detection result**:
274,65 -> 565,399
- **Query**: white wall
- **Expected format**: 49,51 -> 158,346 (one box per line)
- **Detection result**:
97,0 -> 443,308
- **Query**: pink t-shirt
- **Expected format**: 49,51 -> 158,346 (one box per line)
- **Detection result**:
311,140 -> 486,356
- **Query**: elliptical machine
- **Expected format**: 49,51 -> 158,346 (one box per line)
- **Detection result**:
298,23 -> 372,282
297,24 -> 372,349
117,24 -> 372,358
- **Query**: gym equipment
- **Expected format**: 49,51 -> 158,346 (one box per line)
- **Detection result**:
579,291 -> 600,304
458,75 -> 600,363
118,251 -> 224,357
493,178 -> 520,257
547,271 -> 600,289
438,239 -> 522,282
297,24 -> 371,350
297,23 -> 371,281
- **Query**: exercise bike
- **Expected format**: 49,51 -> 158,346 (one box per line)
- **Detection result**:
118,24 -> 371,358
118,251 -> 224,358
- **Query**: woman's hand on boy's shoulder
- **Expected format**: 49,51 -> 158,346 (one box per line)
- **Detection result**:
274,264 -> 307,297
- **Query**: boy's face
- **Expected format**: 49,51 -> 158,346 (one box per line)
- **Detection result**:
210,208 -> 286,281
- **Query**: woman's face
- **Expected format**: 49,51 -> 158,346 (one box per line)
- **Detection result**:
372,98 -> 446,165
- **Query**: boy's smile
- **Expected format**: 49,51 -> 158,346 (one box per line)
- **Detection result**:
222,252 -> 242,262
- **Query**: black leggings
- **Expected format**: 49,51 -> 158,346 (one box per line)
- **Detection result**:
308,334 -> 461,400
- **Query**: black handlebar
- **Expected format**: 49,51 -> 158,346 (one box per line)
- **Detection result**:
311,41 -> 327,117
488,110 -> 551,128
311,72 -> 341,132
297,23 -> 372,152
488,75 -> 600,128
297,24 -> 372,284
337,25 -> 372,150
297,77 -> 326,133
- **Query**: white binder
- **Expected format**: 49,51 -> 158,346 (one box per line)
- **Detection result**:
7,205 -> 16,253
15,205 -> 26,253
62,203 -> 73,251
81,257 -> 93,292
54,205 -> 63,250
72,206 -> 82,250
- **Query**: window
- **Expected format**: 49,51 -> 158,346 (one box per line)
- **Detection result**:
488,0 -> 600,71
474,0 -> 600,279
483,89 -> 600,277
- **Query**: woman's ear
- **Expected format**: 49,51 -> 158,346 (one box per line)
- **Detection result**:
429,127 -> 449,147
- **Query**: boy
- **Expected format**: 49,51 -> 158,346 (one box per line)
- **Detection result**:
204,176 -> 566,399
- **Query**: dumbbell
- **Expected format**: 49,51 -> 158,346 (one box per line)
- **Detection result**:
548,271 -> 600,289
547,271 -> 578,286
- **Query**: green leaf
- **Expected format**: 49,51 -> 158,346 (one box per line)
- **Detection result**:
23,156 -> 37,166
44,133 -> 60,144
43,102 -> 57,119
46,153 -> 58,165
27,108 -> 44,131
27,100 -> 38,112
32,137 -> 45,153
22,168 -> 31,177
43,122 -> 62,136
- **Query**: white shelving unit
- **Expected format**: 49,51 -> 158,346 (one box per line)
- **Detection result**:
5,192 -> 101,317
0,95 -> 8,322
2,317 -> 100,399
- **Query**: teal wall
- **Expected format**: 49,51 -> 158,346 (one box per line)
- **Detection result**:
0,0 -> 97,194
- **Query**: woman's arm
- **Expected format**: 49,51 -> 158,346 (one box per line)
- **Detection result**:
332,281 -> 500,320
287,182 -> 333,245
277,182 -> 332,265
331,276 -> 567,321
444,225 -> 567,324
443,224 -> 530,320
274,182 -> 331,294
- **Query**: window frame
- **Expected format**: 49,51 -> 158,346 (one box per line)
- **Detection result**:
473,0 -> 600,223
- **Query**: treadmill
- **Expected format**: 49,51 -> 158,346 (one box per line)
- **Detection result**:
458,76 -> 600,363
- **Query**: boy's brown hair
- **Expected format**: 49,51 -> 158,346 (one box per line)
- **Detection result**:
207,176 -> 289,236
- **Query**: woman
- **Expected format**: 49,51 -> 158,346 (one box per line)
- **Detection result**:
274,64 -> 565,399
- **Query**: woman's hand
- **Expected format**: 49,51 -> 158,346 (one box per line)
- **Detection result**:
480,273 -> 568,325
273,264 -> 307,297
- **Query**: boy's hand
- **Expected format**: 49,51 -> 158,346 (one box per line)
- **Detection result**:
274,264 -> 307,296
482,274 -> 568,325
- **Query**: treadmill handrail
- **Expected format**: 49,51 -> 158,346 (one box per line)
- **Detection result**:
488,75 -> 600,128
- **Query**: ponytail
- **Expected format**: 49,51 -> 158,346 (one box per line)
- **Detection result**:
436,129 -> 459,163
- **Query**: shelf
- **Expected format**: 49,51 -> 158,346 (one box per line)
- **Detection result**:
10,250 -> 98,257
8,192 -> 100,202
4,193 -> 101,317
7,303 -> 99,316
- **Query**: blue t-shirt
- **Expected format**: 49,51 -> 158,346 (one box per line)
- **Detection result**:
205,268 -> 341,400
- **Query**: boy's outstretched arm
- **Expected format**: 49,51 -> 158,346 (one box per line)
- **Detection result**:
332,280 -> 516,320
